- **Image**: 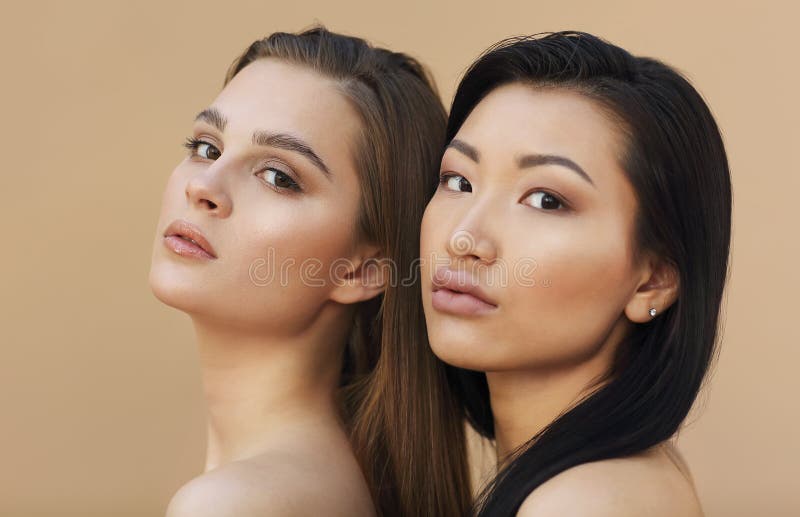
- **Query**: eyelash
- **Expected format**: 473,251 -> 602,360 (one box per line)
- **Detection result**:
258,167 -> 303,193
438,172 -> 570,211
439,172 -> 472,192
183,137 -> 219,158
182,137 -> 303,194
521,189 -> 570,211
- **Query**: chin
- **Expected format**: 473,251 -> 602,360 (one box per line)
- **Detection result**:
147,265 -> 207,314
429,321 -> 545,374
426,324 -> 492,372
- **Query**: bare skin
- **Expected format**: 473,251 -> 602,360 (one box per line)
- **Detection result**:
421,84 -> 699,515
150,59 -> 380,516
517,441 -> 703,517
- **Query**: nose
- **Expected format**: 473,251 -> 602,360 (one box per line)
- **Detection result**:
445,201 -> 499,264
185,163 -> 233,217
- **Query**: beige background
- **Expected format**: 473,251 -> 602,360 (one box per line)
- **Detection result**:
2,0 -> 797,515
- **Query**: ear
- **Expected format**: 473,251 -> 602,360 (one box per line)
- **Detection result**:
328,243 -> 389,305
624,253 -> 680,323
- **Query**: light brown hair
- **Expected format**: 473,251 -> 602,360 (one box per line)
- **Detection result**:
224,26 -> 471,516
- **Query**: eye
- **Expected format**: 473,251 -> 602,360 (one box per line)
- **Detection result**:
259,168 -> 302,193
439,173 -> 472,193
522,191 -> 566,211
184,138 -> 221,160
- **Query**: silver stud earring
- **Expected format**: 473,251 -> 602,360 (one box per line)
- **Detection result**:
649,307 -> 657,318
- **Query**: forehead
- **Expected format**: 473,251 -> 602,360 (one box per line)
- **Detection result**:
208,58 -> 362,160
455,83 -> 627,183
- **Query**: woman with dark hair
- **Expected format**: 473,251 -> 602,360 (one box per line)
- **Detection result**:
421,31 -> 731,515
149,27 -> 470,516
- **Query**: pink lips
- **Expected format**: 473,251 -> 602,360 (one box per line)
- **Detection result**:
163,219 -> 217,260
430,267 -> 497,316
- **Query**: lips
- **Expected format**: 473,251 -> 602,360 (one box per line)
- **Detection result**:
430,267 -> 497,316
163,219 -> 217,259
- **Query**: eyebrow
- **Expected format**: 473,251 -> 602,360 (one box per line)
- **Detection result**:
447,139 -> 480,162
446,138 -> 595,188
194,108 -> 227,133
252,131 -> 331,176
194,107 -> 331,177
518,154 -> 595,188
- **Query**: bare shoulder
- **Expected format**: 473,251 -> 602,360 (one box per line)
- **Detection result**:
166,450 -> 375,517
517,444 -> 704,517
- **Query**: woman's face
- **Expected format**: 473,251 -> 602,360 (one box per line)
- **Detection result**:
149,58 -> 368,336
420,83 -> 649,372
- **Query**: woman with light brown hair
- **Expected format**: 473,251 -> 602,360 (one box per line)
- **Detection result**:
149,27 -> 470,516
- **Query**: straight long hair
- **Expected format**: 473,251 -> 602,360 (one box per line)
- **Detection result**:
444,31 -> 732,515
225,27 -> 472,516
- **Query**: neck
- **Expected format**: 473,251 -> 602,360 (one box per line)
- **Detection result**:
191,309 -> 352,472
488,322 -> 628,464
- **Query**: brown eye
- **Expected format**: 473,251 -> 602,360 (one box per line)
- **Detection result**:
196,142 -> 221,160
206,146 -> 221,160
183,138 -> 222,160
261,168 -> 301,192
523,191 -> 564,210
440,173 -> 472,193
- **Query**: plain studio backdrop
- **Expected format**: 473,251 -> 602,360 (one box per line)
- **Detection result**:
1,0 -> 797,515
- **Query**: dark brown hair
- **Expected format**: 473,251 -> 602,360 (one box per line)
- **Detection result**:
224,26 -> 471,516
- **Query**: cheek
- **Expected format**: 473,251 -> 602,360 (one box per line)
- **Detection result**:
158,187 -> 361,335
148,162 -> 206,313
419,202 -> 438,257
149,165 -> 191,284
420,198 -> 454,267
497,223 -> 636,367
420,201 -> 456,358
157,165 -> 187,218
234,197 -> 360,297
525,225 -> 630,295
